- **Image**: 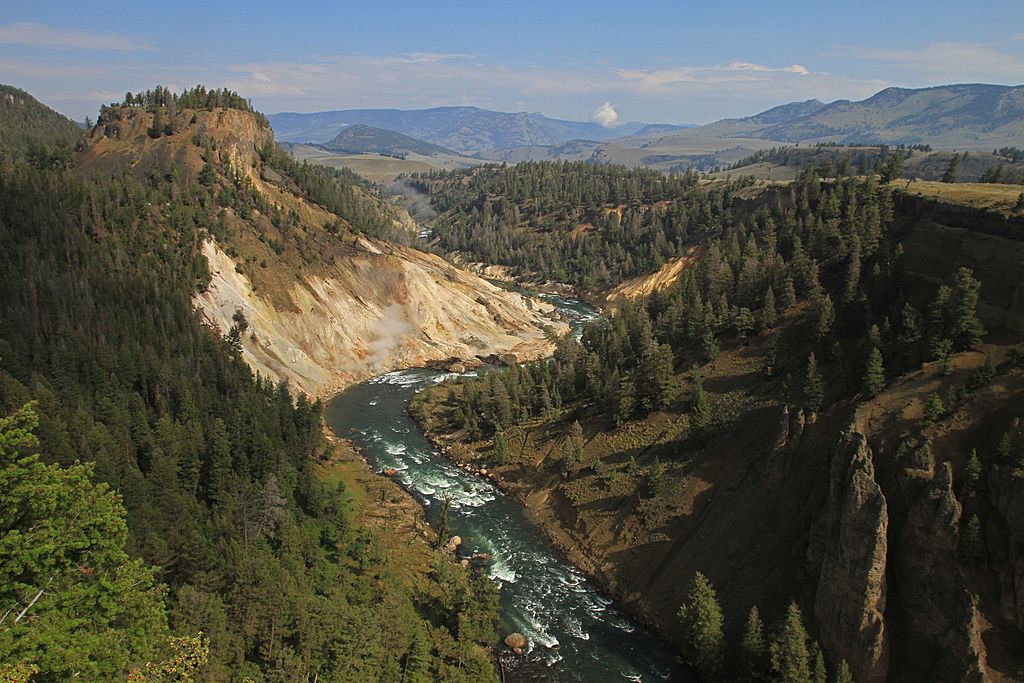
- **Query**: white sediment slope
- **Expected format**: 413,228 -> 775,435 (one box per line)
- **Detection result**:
195,238 -> 568,397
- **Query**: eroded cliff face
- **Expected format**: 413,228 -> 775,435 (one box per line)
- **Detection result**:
812,431 -> 890,683
77,105 -> 568,396
894,461 -> 986,681
195,236 -> 566,397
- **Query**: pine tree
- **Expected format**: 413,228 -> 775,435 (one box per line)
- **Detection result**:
811,641 -> 828,683
641,342 -> 677,411
563,420 -> 584,473
615,374 -> 636,427
492,428 -> 509,465
815,295 -> 835,342
780,276 -> 798,310
149,107 -> 164,139
996,431 -> 1013,464
763,287 -> 778,329
964,448 -> 982,490
402,626 -> 433,683
921,393 -> 944,428
834,660 -> 854,683
941,153 -> 961,183
950,267 -> 985,350
691,375 -> 711,428
739,606 -> 768,682
678,572 -> 725,679
702,326 -> 720,362
770,602 -> 811,683
1016,192 -> 1024,212
864,347 -> 885,397
804,353 -> 824,414
647,456 -> 667,498
960,514 -> 984,565
0,404 -> 169,678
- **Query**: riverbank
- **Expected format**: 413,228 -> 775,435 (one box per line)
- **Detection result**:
413,418 -> 681,656
326,368 -> 693,682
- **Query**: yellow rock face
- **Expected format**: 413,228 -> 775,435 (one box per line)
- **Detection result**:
196,237 -> 567,397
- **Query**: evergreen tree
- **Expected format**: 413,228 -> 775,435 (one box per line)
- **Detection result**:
996,431 -> 1013,464
921,393 -> 944,428
615,374 -> 636,427
678,572 -> 725,679
950,267 -> 984,350
1016,193 -> 1024,212
492,427 -> 510,465
149,107 -> 164,139
762,287 -> 778,329
647,456 -> 667,498
564,420 -> 585,473
811,642 -> 828,683
964,448 -> 982,490
0,404 -> 169,679
960,514 -> 984,565
402,627 -> 433,683
780,276 -> 798,311
864,347 -> 885,397
833,660 -> 854,683
770,602 -> 812,683
691,375 -> 711,428
815,295 -> 835,342
804,353 -> 824,414
941,153 -> 961,183
641,342 -> 677,410
739,605 -> 769,682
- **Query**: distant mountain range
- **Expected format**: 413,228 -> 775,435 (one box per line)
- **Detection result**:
267,106 -> 689,154
270,84 -> 1024,173
680,83 -> 1024,149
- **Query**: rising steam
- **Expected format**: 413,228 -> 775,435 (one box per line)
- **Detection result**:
368,303 -> 414,371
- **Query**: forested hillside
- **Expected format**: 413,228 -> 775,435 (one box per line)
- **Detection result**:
0,86 -> 500,681
414,165 -> 1024,681
0,84 -> 81,166
416,161 -> 720,287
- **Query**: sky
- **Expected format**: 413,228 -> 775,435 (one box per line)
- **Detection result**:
2,0 -> 1024,126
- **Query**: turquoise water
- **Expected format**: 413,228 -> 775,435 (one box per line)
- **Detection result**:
325,296 -> 694,682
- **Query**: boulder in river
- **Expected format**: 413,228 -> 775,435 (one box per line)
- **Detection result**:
504,633 -> 528,651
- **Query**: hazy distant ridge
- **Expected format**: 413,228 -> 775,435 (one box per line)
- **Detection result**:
268,106 -> 669,154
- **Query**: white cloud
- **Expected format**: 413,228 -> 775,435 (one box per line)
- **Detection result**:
591,102 -> 620,127
616,61 -> 824,93
0,22 -> 155,51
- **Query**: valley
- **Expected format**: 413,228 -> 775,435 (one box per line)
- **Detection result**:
3,59 -> 1024,683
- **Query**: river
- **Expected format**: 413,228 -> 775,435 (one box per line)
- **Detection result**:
325,293 -> 695,682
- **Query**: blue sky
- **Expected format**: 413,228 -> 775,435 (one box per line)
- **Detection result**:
3,0 -> 1023,125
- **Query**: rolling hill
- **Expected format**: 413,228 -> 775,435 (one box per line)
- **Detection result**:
320,123 -> 456,157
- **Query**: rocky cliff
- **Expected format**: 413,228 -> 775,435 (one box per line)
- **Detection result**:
77,105 -> 567,396
812,431 -> 890,683
196,236 -> 564,396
